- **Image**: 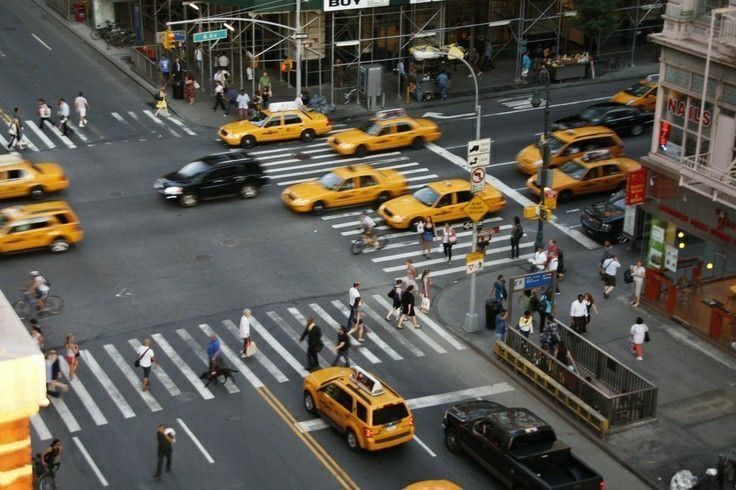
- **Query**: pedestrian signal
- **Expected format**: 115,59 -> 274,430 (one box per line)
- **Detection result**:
162,30 -> 176,50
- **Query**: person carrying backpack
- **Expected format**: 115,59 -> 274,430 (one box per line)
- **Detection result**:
510,216 -> 523,259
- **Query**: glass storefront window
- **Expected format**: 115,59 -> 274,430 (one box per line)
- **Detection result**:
659,122 -> 684,158
685,97 -> 714,134
661,87 -> 687,127
684,132 -> 709,157
664,64 -> 689,89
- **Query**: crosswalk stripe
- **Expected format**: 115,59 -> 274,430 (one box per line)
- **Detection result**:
31,414 -> 52,441
103,344 -> 163,411
260,152 -> 333,168
363,220 -> 506,253
267,156 -> 414,178
128,110 -> 154,133
320,208 -> 373,220
58,357 -> 108,426
49,396 -> 81,432
249,315 -> 308,377
25,120 -> 56,149
0,132 -> 11,149
429,248 -> 535,278
44,121 -> 77,148
361,302 -> 424,357
406,174 -> 438,182
166,115 -> 197,135
249,141 -> 327,155
65,121 -> 89,142
221,319 -> 289,383
151,333 -> 214,400
80,350 -> 136,419
20,133 -> 39,152
371,295 -> 447,354
309,303 -> 382,364
128,339 -> 182,398
257,147 -> 331,161
342,225 -> 411,238
271,160 -> 418,182
266,311 -> 329,366
328,301 -> 402,361
198,324 -> 264,389
413,311 -> 466,350
287,307 -> 342,360
274,152 -> 404,185
332,216 -> 384,229
177,329 -> 240,394
143,110 -> 180,137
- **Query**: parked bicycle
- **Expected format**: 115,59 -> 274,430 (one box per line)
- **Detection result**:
351,233 -> 388,254
13,290 -> 63,320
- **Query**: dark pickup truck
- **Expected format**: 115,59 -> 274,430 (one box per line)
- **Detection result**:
442,400 -> 605,490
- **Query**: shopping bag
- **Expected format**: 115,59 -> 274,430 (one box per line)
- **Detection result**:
421,294 -> 431,311
245,340 -> 258,357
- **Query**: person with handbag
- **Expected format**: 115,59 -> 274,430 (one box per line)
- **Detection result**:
493,275 -> 507,304
397,285 -> 421,329
441,222 -> 457,262
239,308 -> 253,359
629,259 -> 646,307
420,269 -> 432,312
183,75 -> 196,104
135,338 -> 157,391
517,310 -> 534,338
153,87 -> 170,118
630,317 -> 649,361
385,279 -> 403,321
300,317 -> 323,371
347,297 -> 366,342
601,254 -> 621,299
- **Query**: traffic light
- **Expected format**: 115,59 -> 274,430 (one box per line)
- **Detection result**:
162,30 -> 175,50
280,58 -> 293,72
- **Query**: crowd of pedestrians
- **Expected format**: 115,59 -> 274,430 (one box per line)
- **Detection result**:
5,92 -> 89,150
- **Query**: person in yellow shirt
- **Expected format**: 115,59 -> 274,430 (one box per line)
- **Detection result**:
517,310 -> 534,339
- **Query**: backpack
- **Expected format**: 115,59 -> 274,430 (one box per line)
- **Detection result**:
387,288 -> 396,299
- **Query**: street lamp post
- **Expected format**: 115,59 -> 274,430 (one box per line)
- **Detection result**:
413,46 -> 482,332
530,67 -> 551,250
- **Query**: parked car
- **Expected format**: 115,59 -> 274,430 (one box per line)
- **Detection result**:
580,189 -> 627,242
154,150 -> 268,208
442,400 -> 605,489
551,103 -> 654,136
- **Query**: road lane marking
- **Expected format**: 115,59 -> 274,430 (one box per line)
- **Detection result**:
266,311 -> 329,366
31,33 -> 53,50
103,344 -> 163,411
128,339 -> 182,397
150,334 -> 214,401
177,329 -> 240,394
199,323 -> 265,389
166,115 -> 197,135
248,141 -> 328,155
177,417 -> 214,464
221,319 -> 289,383
58,357 -> 108,426
321,208 -> 373,220
371,295 -> 446,354
428,249 -> 534,278
327,300 -> 402,362
20,133 -> 40,152
24,120 -> 56,149
414,436 -> 437,457
73,437 -> 109,486
80,350 -> 136,419
486,96 -> 612,117
258,386 -> 358,490
128,110 -> 155,133
30,414 -> 52,441
48,396 -> 81,432
566,208 -> 580,213
257,147 -> 331,161
143,109 -> 180,137
65,121 -> 89,142
249,315 -> 308,377
297,383 -> 516,432
361,302 -> 424,357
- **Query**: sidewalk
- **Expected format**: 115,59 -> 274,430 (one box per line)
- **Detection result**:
432,242 -> 736,489
40,0 -> 658,129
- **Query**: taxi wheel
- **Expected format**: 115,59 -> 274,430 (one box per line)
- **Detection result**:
354,145 -> 367,158
312,201 -> 326,215
300,129 -> 316,142
345,429 -> 361,451
180,193 -> 198,208
30,186 -> 45,200
240,184 -> 258,199
445,428 -> 462,454
303,391 -> 317,415
411,136 -> 425,150
50,238 -> 70,253
558,190 -> 573,203
240,135 -> 256,148
630,124 -> 644,136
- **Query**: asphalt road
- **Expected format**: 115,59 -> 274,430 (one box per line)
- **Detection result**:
1,1 -> 651,488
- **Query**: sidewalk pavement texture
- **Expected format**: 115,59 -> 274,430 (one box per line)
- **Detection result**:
433,241 -> 736,489
40,0 -> 659,129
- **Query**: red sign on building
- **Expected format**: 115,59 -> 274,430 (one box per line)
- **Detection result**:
626,168 -> 648,205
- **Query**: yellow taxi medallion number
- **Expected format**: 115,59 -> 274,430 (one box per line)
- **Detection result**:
463,195 -> 490,222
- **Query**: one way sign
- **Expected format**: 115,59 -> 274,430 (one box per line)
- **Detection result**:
467,138 -> 491,167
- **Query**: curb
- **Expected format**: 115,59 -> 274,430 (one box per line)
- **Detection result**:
430,272 -> 656,489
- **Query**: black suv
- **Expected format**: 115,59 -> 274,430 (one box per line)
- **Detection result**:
551,102 -> 654,136
580,189 -> 626,242
154,150 -> 268,208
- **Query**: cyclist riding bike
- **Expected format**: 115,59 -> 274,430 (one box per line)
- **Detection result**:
38,438 -> 62,474
26,271 -> 50,311
360,212 -> 377,246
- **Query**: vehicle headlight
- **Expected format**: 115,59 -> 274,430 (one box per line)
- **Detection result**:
292,198 -> 310,206
164,187 -> 183,195
600,223 -> 611,231
391,215 -> 405,223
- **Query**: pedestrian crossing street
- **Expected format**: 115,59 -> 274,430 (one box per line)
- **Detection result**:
32,295 -> 465,442
0,110 -> 198,152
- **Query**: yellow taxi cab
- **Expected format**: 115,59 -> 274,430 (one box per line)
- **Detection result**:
403,481 -> 462,490
0,201 -> 83,254
611,75 -> 658,112
0,154 -> 69,200
378,179 -> 506,230
514,126 -> 624,176
328,108 -> 441,157
526,150 -> 641,203
303,366 -> 414,451
281,164 -> 407,214
218,102 -> 332,148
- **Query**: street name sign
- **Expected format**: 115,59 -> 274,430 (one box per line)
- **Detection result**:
193,29 -> 228,43
466,251 -> 485,275
463,195 -> 490,222
512,271 -> 554,291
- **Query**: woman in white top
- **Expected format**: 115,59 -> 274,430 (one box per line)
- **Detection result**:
441,223 -> 457,263
630,259 -> 646,307
630,317 -> 649,361
239,309 -> 252,358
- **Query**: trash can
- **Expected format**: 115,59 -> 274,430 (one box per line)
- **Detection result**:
172,80 -> 184,100
485,298 -> 502,330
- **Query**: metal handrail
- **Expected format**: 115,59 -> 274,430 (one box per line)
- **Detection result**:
682,153 -> 736,189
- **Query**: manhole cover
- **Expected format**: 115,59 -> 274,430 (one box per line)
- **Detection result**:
226,414 -> 240,422
196,254 -> 213,262
174,392 -> 197,402
221,239 -> 237,247
293,152 -> 311,160
108,191 -> 122,197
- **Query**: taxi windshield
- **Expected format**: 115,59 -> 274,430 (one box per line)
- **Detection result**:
547,136 -> 566,155
560,161 -> 587,180
578,106 -> 609,124
358,120 -> 381,136
624,82 -> 651,97
177,161 -> 210,178
372,403 -> 409,426
318,172 -> 342,190
412,186 -> 439,206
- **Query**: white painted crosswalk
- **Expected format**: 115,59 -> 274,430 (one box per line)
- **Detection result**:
497,95 -> 540,111
32,295 -> 469,441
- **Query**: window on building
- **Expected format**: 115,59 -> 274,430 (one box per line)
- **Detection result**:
690,73 -> 717,99
722,84 -> 736,107
664,65 -> 689,89
657,87 -> 713,160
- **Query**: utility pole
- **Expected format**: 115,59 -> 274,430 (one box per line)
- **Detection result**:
531,67 -> 551,249
295,0 -> 302,98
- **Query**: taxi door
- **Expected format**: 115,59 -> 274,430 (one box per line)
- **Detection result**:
394,122 -> 415,147
0,219 -> 49,253
431,192 -> 457,223
332,177 -> 362,207
282,114 -> 304,140
576,167 -> 603,195
372,124 -> 397,151
597,164 -> 625,193
357,174 -> 382,202
318,384 -> 353,432
260,115 -> 284,142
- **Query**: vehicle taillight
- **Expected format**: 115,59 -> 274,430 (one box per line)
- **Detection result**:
363,427 -> 373,438
599,481 -> 606,490
327,117 -> 333,127
409,416 -> 414,427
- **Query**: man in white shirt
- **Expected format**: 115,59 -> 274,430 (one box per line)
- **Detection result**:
601,254 -> 621,299
629,317 -> 649,361
136,338 -> 157,391
236,90 -> 250,120
239,308 -> 252,358
532,246 -> 547,271
570,294 -> 588,334
547,252 -> 560,293
347,282 -> 361,327
194,47 -> 203,75
74,91 -> 89,127
57,98 -> 71,136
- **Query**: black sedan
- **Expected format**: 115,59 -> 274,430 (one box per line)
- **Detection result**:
551,103 -> 654,136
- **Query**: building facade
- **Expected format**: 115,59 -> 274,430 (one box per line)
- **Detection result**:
642,0 -> 736,349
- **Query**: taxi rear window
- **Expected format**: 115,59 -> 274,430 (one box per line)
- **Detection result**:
372,403 -> 409,426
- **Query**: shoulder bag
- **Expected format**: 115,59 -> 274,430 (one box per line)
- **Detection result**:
134,348 -> 150,368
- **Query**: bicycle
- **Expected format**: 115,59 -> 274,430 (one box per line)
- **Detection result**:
13,291 -> 64,320
351,233 -> 388,254
33,455 -> 59,490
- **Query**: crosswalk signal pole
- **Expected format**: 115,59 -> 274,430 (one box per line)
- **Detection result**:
530,67 -> 551,250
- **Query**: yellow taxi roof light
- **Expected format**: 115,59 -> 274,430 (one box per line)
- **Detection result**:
349,366 -> 384,396
375,108 -> 407,121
